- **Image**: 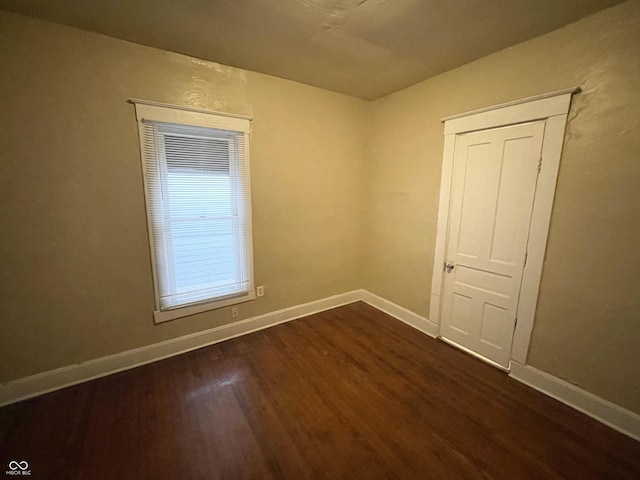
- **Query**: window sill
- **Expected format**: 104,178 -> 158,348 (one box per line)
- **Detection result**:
153,290 -> 256,324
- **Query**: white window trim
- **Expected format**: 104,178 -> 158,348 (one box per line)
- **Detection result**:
431,87 -> 580,366
131,99 -> 256,323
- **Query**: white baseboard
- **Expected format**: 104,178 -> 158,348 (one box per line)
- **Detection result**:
0,290 -> 362,407
359,289 -> 438,337
510,361 -> 640,441
3,289 -> 638,444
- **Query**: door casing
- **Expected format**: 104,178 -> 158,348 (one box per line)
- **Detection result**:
431,87 -> 580,368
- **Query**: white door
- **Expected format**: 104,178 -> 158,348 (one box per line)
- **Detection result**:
440,121 -> 545,369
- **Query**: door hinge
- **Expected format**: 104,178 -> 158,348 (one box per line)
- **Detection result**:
515,317 -> 518,328
523,251 -> 528,266
537,157 -> 542,173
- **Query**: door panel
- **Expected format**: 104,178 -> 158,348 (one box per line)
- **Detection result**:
457,142 -> 492,260
440,121 -> 545,368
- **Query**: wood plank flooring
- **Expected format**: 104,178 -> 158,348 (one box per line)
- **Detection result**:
1,302 -> 639,479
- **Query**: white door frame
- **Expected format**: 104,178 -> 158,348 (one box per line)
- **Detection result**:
430,87 -> 580,366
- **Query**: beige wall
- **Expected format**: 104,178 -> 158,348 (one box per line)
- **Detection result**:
0,11 -> 368,382
2,1 -> 639,416
364,0 -> 640,413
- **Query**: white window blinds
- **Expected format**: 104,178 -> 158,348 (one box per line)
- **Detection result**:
133,101 -> 254,321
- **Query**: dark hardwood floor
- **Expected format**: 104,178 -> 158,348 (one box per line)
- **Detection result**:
1,302 -> 639,479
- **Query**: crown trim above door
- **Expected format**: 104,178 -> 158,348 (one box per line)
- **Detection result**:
431,88 -> 580,367
441,87 -> 581,133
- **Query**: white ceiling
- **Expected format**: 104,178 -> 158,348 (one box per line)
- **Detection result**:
0,0 -> 623,99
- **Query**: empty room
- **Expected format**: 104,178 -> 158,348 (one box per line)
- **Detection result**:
1,0 -> 639,478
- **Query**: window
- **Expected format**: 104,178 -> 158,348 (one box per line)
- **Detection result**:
132,100 -> 254,323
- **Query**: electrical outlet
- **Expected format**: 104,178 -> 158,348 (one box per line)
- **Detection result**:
256,285 -> 264,297
231,307 -> 238,318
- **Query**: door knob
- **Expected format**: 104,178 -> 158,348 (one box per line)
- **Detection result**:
445,261 -> 455,273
